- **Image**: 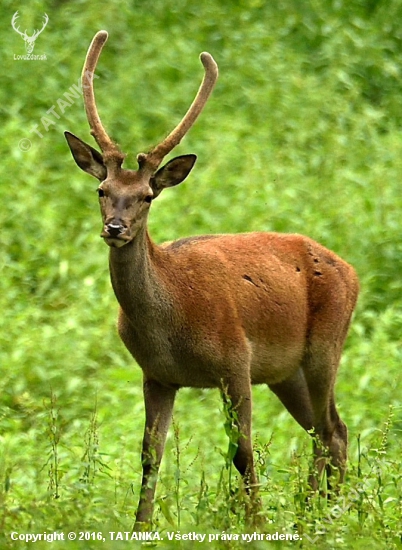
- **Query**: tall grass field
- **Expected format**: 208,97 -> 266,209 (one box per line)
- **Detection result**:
1,1 -> 401,548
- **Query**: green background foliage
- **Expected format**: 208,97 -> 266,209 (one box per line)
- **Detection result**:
1,0 -> 401,548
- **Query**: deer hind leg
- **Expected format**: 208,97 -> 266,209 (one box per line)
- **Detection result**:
134,379 -> 176,531
269,358 -> 347,494
302,347 -> 348,494
269,368 -> 315,432
308,396 -> 348,494
268,370 -> 322,489
315,392 -> 348,488
302,269 -> 357,492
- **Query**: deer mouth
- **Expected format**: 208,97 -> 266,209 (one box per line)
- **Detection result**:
101,233 -> 133,248
101,227 -> 133,247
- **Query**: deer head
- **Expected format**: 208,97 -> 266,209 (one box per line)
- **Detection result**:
11,11 -> 48,54
65,31 -> 218,248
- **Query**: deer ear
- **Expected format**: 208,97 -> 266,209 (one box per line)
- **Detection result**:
64,131 -> 107,181
151,155 -> 196,198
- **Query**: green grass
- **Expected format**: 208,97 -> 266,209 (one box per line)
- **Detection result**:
1,0 -> 402,548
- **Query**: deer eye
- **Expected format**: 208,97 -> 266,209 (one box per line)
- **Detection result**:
97,188 -> 105,198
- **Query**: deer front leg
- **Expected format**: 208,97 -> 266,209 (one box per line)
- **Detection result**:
223,378 -> 260,521
134,378 -> 176,531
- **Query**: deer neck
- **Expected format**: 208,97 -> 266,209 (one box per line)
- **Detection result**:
108,228 -> 171,324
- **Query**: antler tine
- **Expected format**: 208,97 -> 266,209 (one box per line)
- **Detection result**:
143,52 -> 218,169
82,31 -> 124,164
11,12 -> 25,37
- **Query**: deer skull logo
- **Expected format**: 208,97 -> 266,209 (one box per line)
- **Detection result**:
11,11 -> 48,54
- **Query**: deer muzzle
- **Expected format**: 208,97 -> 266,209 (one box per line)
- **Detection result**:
101,223 -> 131,247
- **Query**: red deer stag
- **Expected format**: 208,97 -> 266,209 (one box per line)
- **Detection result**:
65,31 -> 359,529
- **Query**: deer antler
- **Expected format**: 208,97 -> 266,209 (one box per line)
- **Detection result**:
82,31 -> 217,171
82,31 -> 125,166
141,52 -> 218,170
11,12 -> 27,38
31,13 -> 49,40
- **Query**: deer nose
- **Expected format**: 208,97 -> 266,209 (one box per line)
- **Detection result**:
106,223 -> 125,238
